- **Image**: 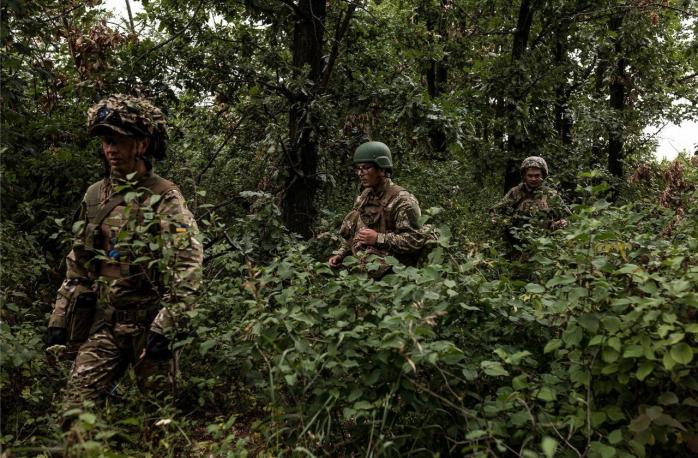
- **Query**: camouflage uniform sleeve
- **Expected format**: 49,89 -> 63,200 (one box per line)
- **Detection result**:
49,200 -> 92,329
490,187 -> 517,219
333,193 -> 365,259
149,188 -> 204,335
378,192 -> 426,255
333,210 -> 357,258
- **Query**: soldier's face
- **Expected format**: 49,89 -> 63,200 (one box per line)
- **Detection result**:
523,168 -> 544,189
356,162 -> 385,188
101,134 -> 149,175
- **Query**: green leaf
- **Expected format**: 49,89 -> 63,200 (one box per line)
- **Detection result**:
541,436 -> 558,458
615,264 -> 641,275
589,335 -> 604,346
79,413 -> 97,425
636,361 -> 654,381
525,283 -> 545,294
663,352 -> 677,370
545,275 -> 575,288
544,339 -> 562,353
536,386 -> 556,401
602,347 -> 619,363
623,345 -> 643,358
589,441 -> 617,458
628,414 -> 651,432
563,325 -> 583,347
657,392 -> 679,405
578,313 -> 600,332
602,316 -> 622,333
608,429 -> 623,445
607,336 -> 621,352
480,361 -> 509,377
284,373 -> 297,386
353,400 -> 372,410
466,429 -> 486,440
199,339 -> 217,356
670,343 -> 693,365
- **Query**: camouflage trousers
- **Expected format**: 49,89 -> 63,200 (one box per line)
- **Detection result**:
63,324 -> 177,415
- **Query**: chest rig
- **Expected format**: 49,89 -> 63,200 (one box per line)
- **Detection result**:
356,183 -> 404,232
82,174 -> 178,279
343,183 -> 405,258
514,187 -> 550,216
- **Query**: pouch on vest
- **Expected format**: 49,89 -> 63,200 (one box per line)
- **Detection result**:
65,284 -> 97,347
84,222 -> 101,251
359,204 -> 383,229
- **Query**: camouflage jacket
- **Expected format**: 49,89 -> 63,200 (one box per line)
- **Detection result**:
333,179 -> 427,264
491,182 -> 570,229
48,170 -> 203,335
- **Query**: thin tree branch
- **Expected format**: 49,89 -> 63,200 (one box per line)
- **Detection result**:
124,0 -> 136,33
320,3 -> 356,91
134,0 -> 204,61
195,110 -> 250,185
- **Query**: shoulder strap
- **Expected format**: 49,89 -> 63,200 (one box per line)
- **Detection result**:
380,184 -> 404,207
87,175 -> 178,226
93,194 -> 125,227
84,181 -> 103,208
83,180 -> 123,227
138,174 -> 178,197
354,188 -> 372,210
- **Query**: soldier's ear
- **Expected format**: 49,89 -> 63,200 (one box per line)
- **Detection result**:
137,137 -> 151,155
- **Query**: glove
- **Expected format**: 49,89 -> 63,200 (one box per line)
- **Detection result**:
46,327 -> 68,347
145,331 -> 172,360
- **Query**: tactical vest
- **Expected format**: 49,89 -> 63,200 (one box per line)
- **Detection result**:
354,183 -> 405,235
82,174 -> 178,278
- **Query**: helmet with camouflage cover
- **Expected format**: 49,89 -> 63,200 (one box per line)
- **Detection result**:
520,156 -> 548,178
87,94 -> 168,159
353,141 -> 393,169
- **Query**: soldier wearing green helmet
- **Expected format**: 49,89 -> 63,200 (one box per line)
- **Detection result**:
46,94 -> 203,427
491,156 -> 570,255
328,141 -> 428,277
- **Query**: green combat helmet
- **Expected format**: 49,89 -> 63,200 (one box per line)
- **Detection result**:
87,94 -> 168,159
520,156 -> 549,178
353,141 -> 393,169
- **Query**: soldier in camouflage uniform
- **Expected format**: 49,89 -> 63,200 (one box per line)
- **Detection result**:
491,156 -> 570,253
45,95 -> 203,421
328,141 -> 427,277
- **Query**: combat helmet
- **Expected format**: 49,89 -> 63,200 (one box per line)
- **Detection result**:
353,141 -> 393,169
87,94 -> 168,159
520,156 -> 548,178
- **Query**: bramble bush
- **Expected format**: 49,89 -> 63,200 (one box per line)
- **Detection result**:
1,161 -> 696,457
181,160 -> 697,456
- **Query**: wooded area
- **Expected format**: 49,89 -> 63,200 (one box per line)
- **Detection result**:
1,0 -> 697,456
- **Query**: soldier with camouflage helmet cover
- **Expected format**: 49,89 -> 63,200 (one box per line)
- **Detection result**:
329,141 -> 428,277
491,156 -> 570,253
46,94 -> 203,424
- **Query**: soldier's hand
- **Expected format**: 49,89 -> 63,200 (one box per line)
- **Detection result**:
46,326 -> 68,347
145,331 -> 172,360
328,255 -> 344,268
356,228 -> 378,246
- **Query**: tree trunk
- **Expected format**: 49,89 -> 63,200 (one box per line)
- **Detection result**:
424,0 -> 449,157
608,14 -> 626,182
553,25 -> 573,146
503,0 -> 535,192
281,0 -> 327,238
